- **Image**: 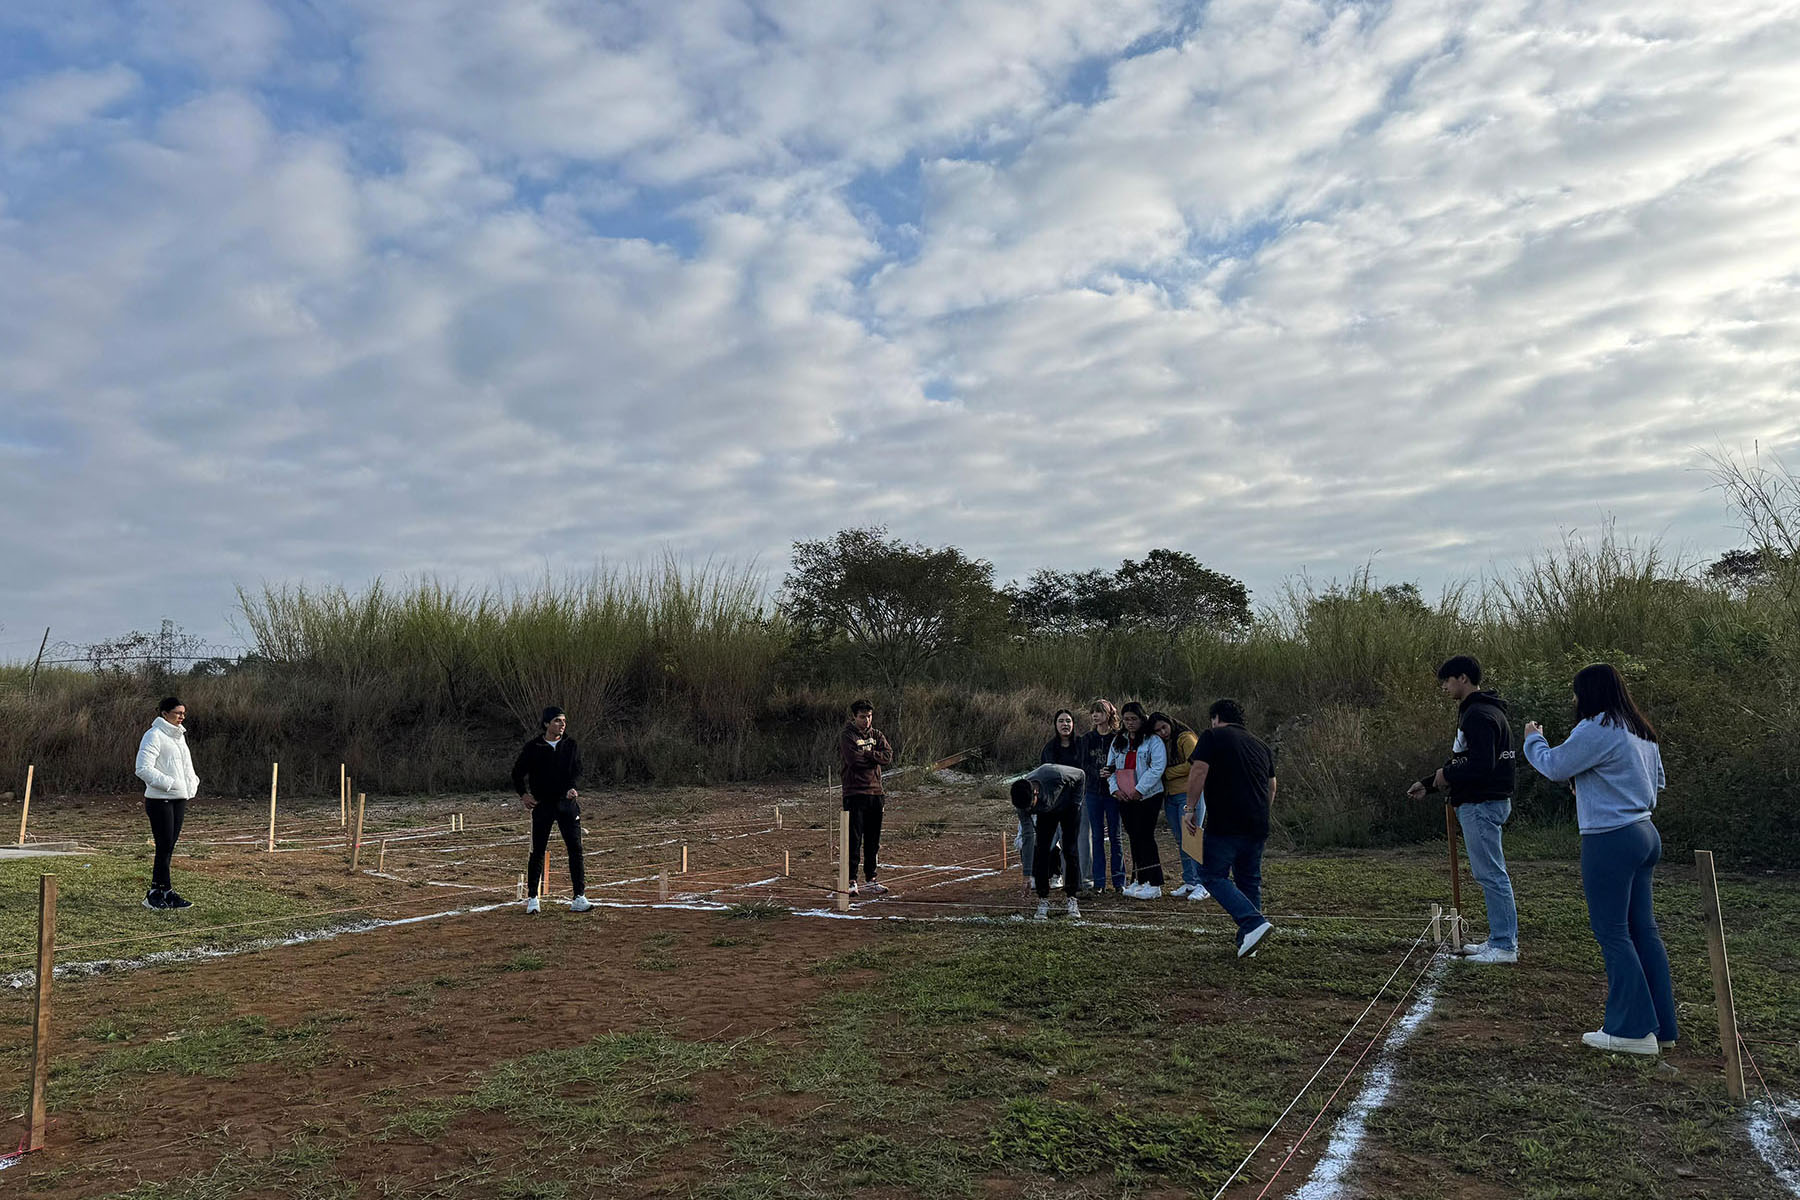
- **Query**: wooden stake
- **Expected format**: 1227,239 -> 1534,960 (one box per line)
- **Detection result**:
1695,850 -> 1746,1101
783,849 -> 791,877
378,840 -> 387,872
517,872 -> 525,900
17,763 -> 33,845
339,763 -> 347,827
349,793 -> 366,872
1000,830 -> 1008,870
1429,902 -> 1442,944
836,810 -> 851,913
775,804 -> 782,829
1445,804 -> 1462,916
1449,907 -> 1464,954
267,762 -> 279,852
681,843 -> 689,874
658,868 -> 669,901
27,874 -> 56,1151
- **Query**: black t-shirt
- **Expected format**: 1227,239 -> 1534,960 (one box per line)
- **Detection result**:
1190,724 -> 1275,839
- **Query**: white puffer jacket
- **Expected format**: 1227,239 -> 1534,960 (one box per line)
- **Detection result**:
136,716 -> 199,800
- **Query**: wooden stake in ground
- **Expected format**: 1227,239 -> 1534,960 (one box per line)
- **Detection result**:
774,804 -> 782,829
1695,849 -> 1746,1101
836,810 -> 851,913
349,793 -> 367,872
681,843 -> 689,874
266,762 -> 280,852
17,762 -> 33,846
378,840 -> 387,872
658,868 -> 669,901
27,873 -> 56,1151
517,872 -> 525,900
1449,907 -> 1464,953
1000,830 -> 1008,870
1445,804 -> 1462,917
339,763 -> 347,827
1429,902 -> 1442,944
783,850 -> 790,877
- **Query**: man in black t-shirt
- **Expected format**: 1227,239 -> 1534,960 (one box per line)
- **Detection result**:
1185,698 -> 1276,957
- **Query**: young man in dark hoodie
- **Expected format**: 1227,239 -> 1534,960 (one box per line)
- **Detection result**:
512,706 -> 590,915
839,700 -> 894,896
1408,655 -> 1518,963
1011,762 -> 1086,920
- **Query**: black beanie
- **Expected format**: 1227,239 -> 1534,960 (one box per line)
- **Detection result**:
541,706 -> 565,728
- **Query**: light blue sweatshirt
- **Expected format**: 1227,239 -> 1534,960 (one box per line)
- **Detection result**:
1522,717 -> 1665,835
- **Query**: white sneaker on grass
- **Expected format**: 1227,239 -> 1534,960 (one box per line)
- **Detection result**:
1170,883 -> 1193,898
524,897 -> 541,914
1188,886 -> 1211,902
1137,883 -> 1160,899
1034,899 -> 1050,921
1049,874 -> 1064,891
1455,940 -> 1489,957
1582,1029 -> 1659,1056
1237,921 -> 1274,958
1460,945 -> 1518,964
570,894 -> 592,913
1066,898 -> 1081,920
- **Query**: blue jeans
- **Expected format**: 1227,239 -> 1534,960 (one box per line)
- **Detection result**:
1162,793 -> 1203,887
1198,832 -> 1265,940
1581,821 -> 1678,1042
1086,791 -> 1125,889
1457,800 -> 1518,952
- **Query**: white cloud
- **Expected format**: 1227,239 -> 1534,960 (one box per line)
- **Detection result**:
1,0 -> 1798,647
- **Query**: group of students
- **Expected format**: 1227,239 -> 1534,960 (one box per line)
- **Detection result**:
1009,697 -> 1279,955
132,653 -> 1678,1056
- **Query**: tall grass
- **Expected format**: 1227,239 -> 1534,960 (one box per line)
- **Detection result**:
6,530 -> 1799,864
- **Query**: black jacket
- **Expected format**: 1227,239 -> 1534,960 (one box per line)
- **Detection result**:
1078,728 -> 1113,796
512,736 -> 582,806
1040,736 -> 1083,770
1423,691 -> 1516,806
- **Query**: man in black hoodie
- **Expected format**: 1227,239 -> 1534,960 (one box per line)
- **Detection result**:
513,706 -> 590,915
1408,655 -> 1518,962
839,700 -> 895,896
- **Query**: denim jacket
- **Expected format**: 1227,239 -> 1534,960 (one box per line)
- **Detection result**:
1105,735 -> 1166,801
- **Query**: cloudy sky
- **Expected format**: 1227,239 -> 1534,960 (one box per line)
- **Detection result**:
3,0 -> 1798,651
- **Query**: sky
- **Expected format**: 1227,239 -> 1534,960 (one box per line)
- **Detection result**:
2,0 -> 1799,653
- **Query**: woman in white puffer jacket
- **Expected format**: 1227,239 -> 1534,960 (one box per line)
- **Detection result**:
135,696 -> 199,910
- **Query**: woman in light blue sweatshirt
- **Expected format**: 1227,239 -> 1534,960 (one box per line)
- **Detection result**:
1523,663 -> 1676,1057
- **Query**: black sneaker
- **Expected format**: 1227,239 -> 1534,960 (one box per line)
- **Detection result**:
161,889 -> 194,910
143,888 -> 167,910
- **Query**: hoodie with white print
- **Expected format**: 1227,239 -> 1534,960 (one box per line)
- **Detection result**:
136,716 -> 200,800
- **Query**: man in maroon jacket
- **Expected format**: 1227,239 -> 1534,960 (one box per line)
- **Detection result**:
839,699 -> 895,896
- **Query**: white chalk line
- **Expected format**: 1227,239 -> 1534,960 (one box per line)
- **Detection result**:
1749,1098 -> 1800,1198
1287,956 -> 1447,1199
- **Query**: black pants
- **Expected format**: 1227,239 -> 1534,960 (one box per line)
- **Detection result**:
145,798 -> 187,890
846,797 -> 883,882
1034,806 -> 1081,898
1121,798 -> 1164,886
527,800 -> 585,898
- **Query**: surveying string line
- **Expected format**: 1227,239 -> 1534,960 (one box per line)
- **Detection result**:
1207,918 -> 1436,1200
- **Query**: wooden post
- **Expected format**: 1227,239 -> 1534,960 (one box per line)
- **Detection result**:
1000,830 -> 1008,870
836,810 -> 851,913
1445,805 -> 1462,916
516,872 -> 525,900
17,763 -> 33,845
1695,850 -> 1746,1101
775,804 -> 782,829
27,874 -> 56,1151
1429,902 -> 1442,944
267,762 -> 279,852
339,763 -> 347,826
658,868 -> 669,901
378,840 -> 387,872
1449,907 -> 1464,953
783,850 -> 791,877
349,793 -> 367,872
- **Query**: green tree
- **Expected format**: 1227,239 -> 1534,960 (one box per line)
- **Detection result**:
780,527 -> 1008,689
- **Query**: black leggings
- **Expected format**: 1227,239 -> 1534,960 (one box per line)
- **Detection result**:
527,800 -> 585,897
145,798 -> 187,890
1121,799 -> 1163,886
846,798 -> 884,881
1034,806 -> 1081,898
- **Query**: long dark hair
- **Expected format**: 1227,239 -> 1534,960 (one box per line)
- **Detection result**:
1572,663 -> 1659,743
1147,710 -> 1191,754
1052,709 -> 1076,745
1114,701 -> 1150,752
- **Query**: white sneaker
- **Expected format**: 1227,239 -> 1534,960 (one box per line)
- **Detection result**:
570,894 -> 592,913
524,897 -> 541,914
1461,946 -> 1518,964
1582,1029 -> 1659,1056
1049,875 -> 1064,890
1066,898 -> 1081,919
1188,886 -> 1211,902
1034,899 -> 1050,921
1238,921 -> 1274,958
1134,883 -> 1160,899
1456,939 -> 1489,957
1170,884 -> 1193,898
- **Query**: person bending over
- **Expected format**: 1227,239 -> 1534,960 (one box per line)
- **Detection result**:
135,696 -> 199,910
1407,655 -> 1519,963
1011,762 -> 1086,921
1523,664 -> 1677,1057
513,707 -> 590,914
839,700 -> 894,896
1018,709 -> 1083,893
1185,699 -> 1276,958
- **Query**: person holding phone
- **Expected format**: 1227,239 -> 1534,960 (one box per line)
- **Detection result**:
839,699 -> 895,896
